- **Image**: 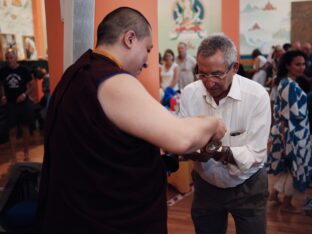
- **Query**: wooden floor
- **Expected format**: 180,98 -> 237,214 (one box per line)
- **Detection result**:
0,131 -> 44,186
167,185 -> 312,234
0,132 -> 312,234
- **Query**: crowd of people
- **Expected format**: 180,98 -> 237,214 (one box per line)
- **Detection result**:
0,5 -> 311,234
248,42 -> 312,215
0,50 -> 50,163
267,49 -> 311,213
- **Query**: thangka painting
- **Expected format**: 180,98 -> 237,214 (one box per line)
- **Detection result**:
240,0 -> 305,56
0,0 -> 34,59
0,33 -> 17,60
22,35 -> 37,60
158,0 -> 221,57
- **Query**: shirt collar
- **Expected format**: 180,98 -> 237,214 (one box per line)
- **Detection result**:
92,48 -> 124,69
201,75 -> 242,106
227,75 -> 242,101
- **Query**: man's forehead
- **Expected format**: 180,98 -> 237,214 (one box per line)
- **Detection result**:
197,59 -> 229,73
198,53 -> 226,64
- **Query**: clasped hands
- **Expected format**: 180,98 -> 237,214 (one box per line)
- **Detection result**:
179,141 -> 232,164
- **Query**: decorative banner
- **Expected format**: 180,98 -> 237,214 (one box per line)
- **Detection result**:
240,0 -> 307,56
22,35 -> 37,60
170,0 -> 207,40
158,0 -> 221,57
0,0 -> 34,60
0,33 -> 16,60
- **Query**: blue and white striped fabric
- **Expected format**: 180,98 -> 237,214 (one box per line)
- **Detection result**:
267,77 -> 312,192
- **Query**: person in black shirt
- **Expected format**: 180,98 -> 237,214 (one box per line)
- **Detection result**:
0,49 -> 33,163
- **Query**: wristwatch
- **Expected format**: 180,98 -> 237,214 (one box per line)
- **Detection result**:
219,146 -> 231,165
204,141 -> 222,153
205,145 -> 232,165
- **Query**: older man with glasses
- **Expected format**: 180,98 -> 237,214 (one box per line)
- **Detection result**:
179,34 -> 271,234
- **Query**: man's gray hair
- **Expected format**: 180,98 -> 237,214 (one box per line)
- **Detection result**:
197,34 -> 237,67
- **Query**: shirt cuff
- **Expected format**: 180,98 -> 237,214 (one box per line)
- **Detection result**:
229,146 -> 254,174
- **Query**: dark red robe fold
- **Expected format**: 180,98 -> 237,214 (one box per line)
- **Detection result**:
37,50 -> 167,234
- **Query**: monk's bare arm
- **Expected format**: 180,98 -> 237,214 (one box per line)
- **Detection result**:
98,74 -> 225,154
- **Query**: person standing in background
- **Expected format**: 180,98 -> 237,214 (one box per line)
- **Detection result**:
267,50 -> 312,213
160,49 -> 180,91
291,41 -> 302,50
38,67 -> 50,121
33,66 -> 50,131
251,48 -> 268,86
176,42 -> 196,90
159,49 -> 180,103
283,43 -> 291,52
266,45 -> 285,108
0,49 -> 33,163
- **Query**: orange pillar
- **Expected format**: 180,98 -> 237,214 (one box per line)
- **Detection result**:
45,0 -> 159,100
32,0 -> 45,59
222,0 -> 240,54
32,0 -> 47,101
44,0 -> 64,92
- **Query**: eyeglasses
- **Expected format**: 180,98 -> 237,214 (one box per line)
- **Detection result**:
195,63 -> 234,80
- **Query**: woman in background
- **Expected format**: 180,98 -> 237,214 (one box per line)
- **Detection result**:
251,48 -> 268,86
267,50 -> 312,213
267,45 -> 285,109
160,49 -> 180,92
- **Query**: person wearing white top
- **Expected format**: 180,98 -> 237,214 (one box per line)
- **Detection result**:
160,49 -> 179,91
251,49 -> 268,86
179,35 -> 271,234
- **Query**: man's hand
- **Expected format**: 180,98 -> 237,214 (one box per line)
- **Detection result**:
180,146 -> 236,165
16,93 -> 26,103
179,151 -> 214,162
211,119 -> 226,142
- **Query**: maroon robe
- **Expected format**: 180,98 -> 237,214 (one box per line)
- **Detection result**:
37,50 -> 167,234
